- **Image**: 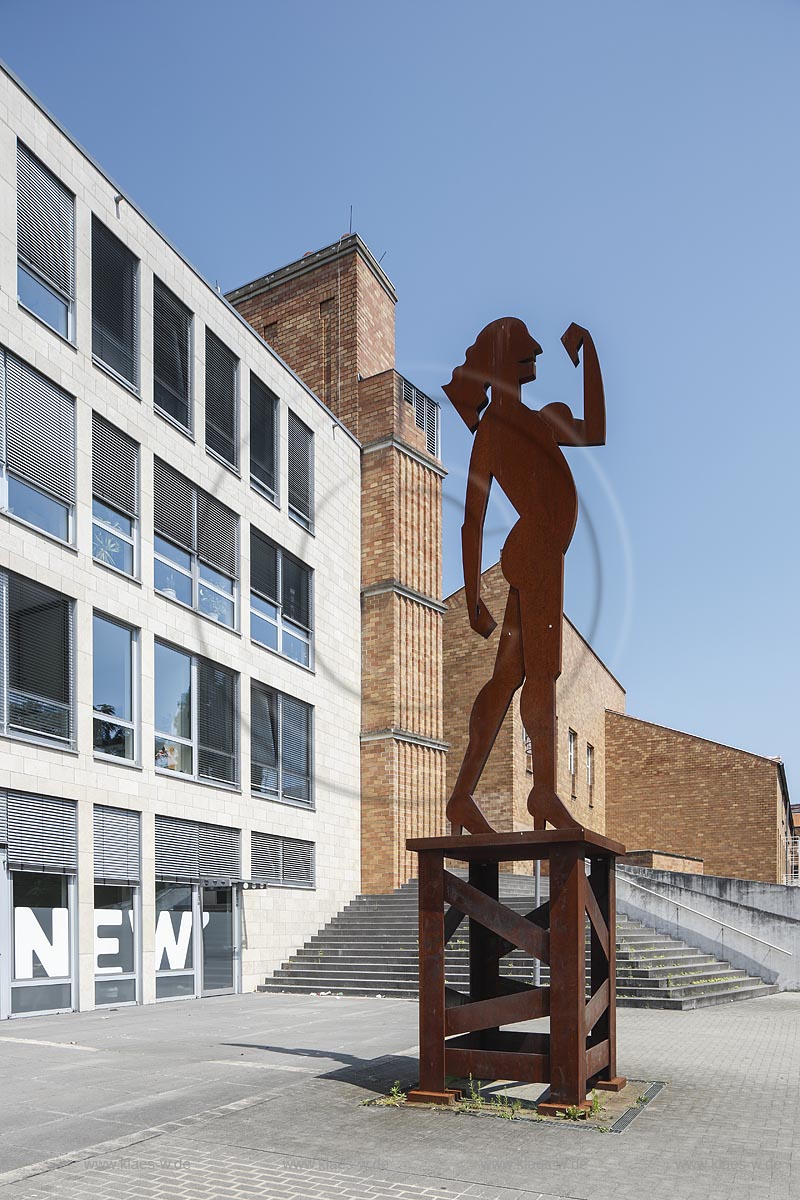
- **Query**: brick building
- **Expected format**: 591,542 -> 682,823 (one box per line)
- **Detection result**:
605,713 -> 794,885
227,237 -> 447,892
443,564 -> 794,885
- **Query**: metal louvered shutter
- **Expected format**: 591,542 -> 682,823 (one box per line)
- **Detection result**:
250,374 -> 277,497
7,572 -> 73,745
281,838 -> 315,888
153,277 -> 191,429
197,659 -> 237,784
94,805 -> 141,882
205,330 -> 238,467
281,553 -> 310,629
198,823 -> 240,881
92,413 -> 138,517
250,529 -> 278,602
7,792 -> 77,872
5,354 -> 75,504
425,396 -> 438,456
17,144 -> 74,301
281,696 -> 312,804
287,411 -> 312,526
154,459 -> 195,550
92,216 -> 139,388
197,490 -> 238,578
0,790 -> 7,846
154,815 -> 199,879
250,832 -> 281,884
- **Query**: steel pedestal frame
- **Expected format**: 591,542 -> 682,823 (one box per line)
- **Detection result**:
406,829 -> 627,1112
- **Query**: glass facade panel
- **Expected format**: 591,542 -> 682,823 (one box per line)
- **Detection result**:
10,872 -> 72,1016
154,644 -> 192,739
18,264 -> 69,337
8,475 -> 69,540
155,973 -> 195,1000
94,885 -> 135,975
155,883 -> 194,973
11,982 -> 71,1014
95,977 -> 136,1006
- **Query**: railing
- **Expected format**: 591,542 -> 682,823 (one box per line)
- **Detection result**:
620,874 -> 793,955
400,376 -> 439,458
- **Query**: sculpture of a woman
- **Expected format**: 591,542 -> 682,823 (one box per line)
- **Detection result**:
444,317 -> 606,834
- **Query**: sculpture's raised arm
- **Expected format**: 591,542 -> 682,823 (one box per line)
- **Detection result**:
540,323 -> 606,447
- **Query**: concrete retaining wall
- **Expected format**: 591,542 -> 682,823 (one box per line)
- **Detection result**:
617,866 -> 800,990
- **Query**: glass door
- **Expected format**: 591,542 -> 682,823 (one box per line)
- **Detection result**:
200,886 -> 237,995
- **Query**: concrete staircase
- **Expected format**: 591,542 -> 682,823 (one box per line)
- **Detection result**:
258,876 -> 778,1010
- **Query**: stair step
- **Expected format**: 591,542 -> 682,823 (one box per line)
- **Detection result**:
262,876 -> 774,1009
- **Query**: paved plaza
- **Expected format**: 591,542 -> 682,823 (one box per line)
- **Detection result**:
0,990 -> 797,1200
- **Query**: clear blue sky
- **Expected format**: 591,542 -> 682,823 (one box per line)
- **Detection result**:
4,0 -> 798,791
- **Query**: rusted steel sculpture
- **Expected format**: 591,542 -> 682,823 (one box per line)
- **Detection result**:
406,318 -> 626,1112
445,317 -> 605,836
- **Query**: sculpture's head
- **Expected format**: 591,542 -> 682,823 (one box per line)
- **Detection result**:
444,317 -> 542,432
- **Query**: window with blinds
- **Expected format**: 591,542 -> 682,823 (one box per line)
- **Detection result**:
287,410 -> 313,528
153,278 -> 192,430
205,330 -> 238,468
16,143 -> 75,340
92,413 -> 139,576
154,640 -> 238,786
250,373 -> 277,501
154,814 -> 240,881
250,528 -> 312,667
153,459 -> 239,628
5,791 -> 78,872
92,216 -> 139,389
94,805 -> 141,883
1,348 -> 76,543
251,680 -> 312,806
0,569 -> 74,747
251,832 -> 315,888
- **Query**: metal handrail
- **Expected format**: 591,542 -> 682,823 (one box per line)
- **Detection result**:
620,876 -> 794,956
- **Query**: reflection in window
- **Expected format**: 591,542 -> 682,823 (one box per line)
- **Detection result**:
154,641 -> 238,785
93,614 -> 137,761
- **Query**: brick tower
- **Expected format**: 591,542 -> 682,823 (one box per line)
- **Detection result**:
227,235 -> 446,891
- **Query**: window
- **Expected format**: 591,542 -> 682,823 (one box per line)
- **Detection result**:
0,571 -> 73,747
587,743 -> 595,805
92,414 -> 139,576
93,614 -> 138,762
568,729 -> 577,791
153,278 -> 192,430
205,330 -> 238,468
251,681 -> 312,806
251,832 -> 315,888
287,410 -> 313,528
0,349 -> 75,542
154,641 -> 238,785
250,373 -> 277,501
92,216 -> 139,389
153,459 -> 239,628
250,529 -> 312,666
16,144 -> 74,339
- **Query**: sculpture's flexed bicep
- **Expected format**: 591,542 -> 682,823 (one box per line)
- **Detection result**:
541,323 -> 606,447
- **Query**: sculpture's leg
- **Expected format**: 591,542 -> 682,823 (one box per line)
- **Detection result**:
517,578 -> 579,830
519,672 -> 579,829
447,589 -> 524,835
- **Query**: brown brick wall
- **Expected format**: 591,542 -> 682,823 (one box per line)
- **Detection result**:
622,850 -> 705,874
443,562 -> 625,851
605,712 -> 787,883
230,237 -> 444,894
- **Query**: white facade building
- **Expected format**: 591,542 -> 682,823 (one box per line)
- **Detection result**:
0,63 -> 362,1017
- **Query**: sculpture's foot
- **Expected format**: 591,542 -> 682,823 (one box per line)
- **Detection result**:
527,788 -> 580,831
446,792 -> 495,836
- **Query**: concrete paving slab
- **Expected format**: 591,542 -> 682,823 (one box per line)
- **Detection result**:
0,991 -> 797,1199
